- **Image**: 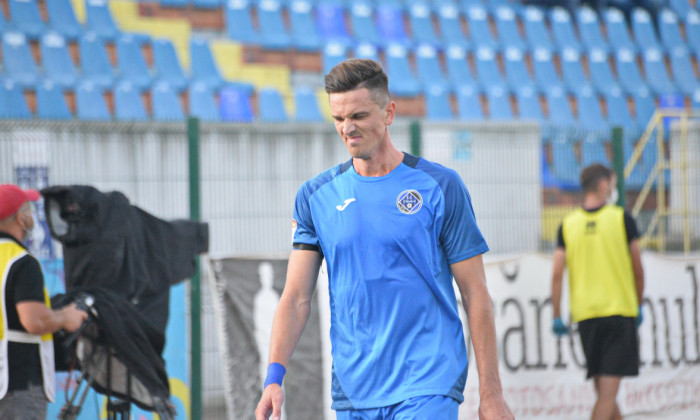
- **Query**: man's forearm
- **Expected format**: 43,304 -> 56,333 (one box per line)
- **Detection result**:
268,293 -> 313,366
463,286 -> 503,398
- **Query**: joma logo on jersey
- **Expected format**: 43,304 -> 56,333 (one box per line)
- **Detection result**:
397,190 -> 422,214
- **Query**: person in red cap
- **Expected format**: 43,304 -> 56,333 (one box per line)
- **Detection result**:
0,184 -> 88,419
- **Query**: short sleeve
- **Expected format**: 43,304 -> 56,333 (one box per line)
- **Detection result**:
10,256 -> 45,304
624,211 -> 640,242
557,224 -> 565,249
292,182 -> 321,252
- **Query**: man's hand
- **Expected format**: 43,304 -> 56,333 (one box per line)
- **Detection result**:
552,318 -> 568,336
479,394 -> 514,420
255,384 -> 284,420
60,303 -> 88,332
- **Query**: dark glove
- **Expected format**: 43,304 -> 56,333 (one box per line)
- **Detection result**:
552,318 -> 568,336
636,305 -> 643,328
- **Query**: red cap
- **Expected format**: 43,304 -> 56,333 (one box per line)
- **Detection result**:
0,184 -> 40,220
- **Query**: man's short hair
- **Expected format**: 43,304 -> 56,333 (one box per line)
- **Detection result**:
580,164 -> 614,193
324,59 -> 390,107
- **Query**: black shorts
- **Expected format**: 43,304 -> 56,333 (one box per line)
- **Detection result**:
578,316 -> 639,379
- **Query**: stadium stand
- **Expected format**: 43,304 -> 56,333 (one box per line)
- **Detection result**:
415,43 -> 449,90
86,0 -> 121,40
217,84 -> 253,123
575,6 -> 609,53
670,46 -> 699,96
375,2 -> 410,47
322,41 -> 349,75
504,46 -> 534,92
445,45 -> 477,90
384,43 -> 422,97
561,47 -> 589,93
349,1 -> 381,46
316,2 -> 352,46
456,84 -> 484,121
515,85 -> 546,123
189,81 -> 219,122
151,80 -> 185,121
425,85 -> 454,121
116,34 -> 153,91
36,80 -> 71,120
289,0 -> 321,51
602,7 -> 637,53
193,0 -> 222,9
494,5 -> 527,51
532,47 -> 563,93
631,7 -> 662,51
615,48 -> 648,96
9,0 -> 46,40
643,48 -> 679,95
259,87 -> 289,122
41,31 -> 79,89
257,0 -> 292,50
605,88 -> 638,136
575,85 -> 607,133
588,48 -> 619,94
76,80 -> 112,121
79,32 -> 116,89
114,81 -> 149,121
0,80 -> 32,119
294,88 -> 324,122
521,6 -> 555,52
437,2 -> 469,49
190,38 -> 224,90
46,0 -> 82,40
658,8 -> 686,51
464,4 -> 499,50
225,0 -> 260,45
549,6 -> 583,52
354,41 -> 380,61
2,31 -> 39,89
475,46 -> 507,91
408,2 -> 440,46
687,10 -> 700,56
487,85 -> 513,120
633,88 -> 657,132
152,39 -> 188,92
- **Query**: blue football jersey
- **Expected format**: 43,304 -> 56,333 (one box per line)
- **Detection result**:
292,153 -> 488,410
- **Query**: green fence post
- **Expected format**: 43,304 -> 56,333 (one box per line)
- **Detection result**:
611,126 -> 625,208
410,121 -> 421,157
188,117 -> 202,420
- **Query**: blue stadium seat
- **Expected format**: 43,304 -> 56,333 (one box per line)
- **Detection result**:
561,47 -> 589,93
631,8 -> 662,51
475,46 -> 506,91
658,8 -> 685,51
576,6 -> 609,53
408,2 -> 439,46
9,0 -> 46,39
686,10 -> 700,56
316,2 -> 352,46
192,0 -> 222,9
36,80 -> 71,120
376,3 -> 410,47
445,45 -> 476,90
151,80 -> 185,121
486,85 -> 512,120
549,6 -> 582,52
349,1 -> 380,45
116,34 -> 152,91
85,0 -> 120,40
190,38 -> 223,90
114,81 -> 148,121
551,137 -> 581,188
425,85 -> 454,121
588,48 -> 619,94
40,32 -> 78,89
614,48 -> 647,96
669,46 -> 698,96
259,87 -> 288,122
79,32 -> 115,89
546,84 -> 576,127
160,0 -> 188,7
494,5 -> 526,51
669,0 -> 692,17
385,43 -> 421,96
521,6 -> 554,52
152,39 -> 187,92
503,46 -> 533,92
258,0 -> 291,50
464,4 -> 498,50
532,47 -> 562,93
415,43 -> 449,90
354,41 -> 379,61
456,84 -> 484,120
2,31 -> 39,89
76,80 -> 111,121
0,80 -> 31,119
605,88 -> 637,135
602,7 -> 637,53
46,0 -> 82,40
322,41 -> 348,75
581,136 -> 610,167
643,48 -> 678,95
691,87 -> 700,109
575,85 -> 607,133
437,3 -> 468,49
632,88 -> 656,131
625,137 -> 657,189
290,0 -> 321,51
515,85 -> 545,122
189,81 -> 219,121
226,0 -> 260,44
294,88 -> 323,122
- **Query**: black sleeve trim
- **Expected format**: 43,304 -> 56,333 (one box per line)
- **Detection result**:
293,243 -> 322,254
556,224 -> 565,249
624,211 -> 640,242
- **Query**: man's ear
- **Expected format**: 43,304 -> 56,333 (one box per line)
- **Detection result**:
385,101 -> 397,125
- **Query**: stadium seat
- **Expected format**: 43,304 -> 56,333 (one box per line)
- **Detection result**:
160,0 -> 188,7
445,45 -> 477,90
225,0 -> 260,45
258,87 -> 288,122
575,6 -> 609,53
9,0 -> 46,39
40,31 -> 78,89
503,46 -> 534,92
189,81 -> 219,121
36,80 -> 70,120
602,8 -> 637,53
521,6 -> 555,52
437,3 -> 469,49
669,46 -> 698,96
85,0 -> 120,40
375,3 -> 410,47
581,136 -> 610,167
631,8 -> 662,51
643,48 -> 678,95
349,1 -> 380,45
456,84 -> 484,121
79,32 -> 115,89
322,41 -> 348,75
561,47 -> 589,93
294,88 -> 323,122
658,9 -> 685,51
464,4 -> 498,50
669,0 -> 692,17
605,88 -> 638,135
258,0 -> 292,50
532,48 -> 562,93
515,85 -> 545,123
289,0 -> 321,51
385,43 -> 421,97
625,137 -> 657,189
192,0 -> 222,9
2,31 -> 39,89
494,5 -> 527,51
316,2 -> 352,46
632,88 -> 656,131
151,80 -> 185,121
415,43 -> 449,90
425,85 -> 454,121
551,137 -> 581,188
486,85 -> 512,120
114,81 -> 148,121
549,6 -> 582,52
546,84 -> 576,128
691,87 -> 700,109
588,48 -> 619,94
686,10 -> 700,56
116,34 -> 152,91
615,48 -> 648,96
575,85 -> 607,134
354,41 -> 379,61
76,81 -> 111,121
0,80 -> 31,119
152,39 -> 187,92
408,2 -> 439,46
46,0 -> 82,40
475,46 -> 506,91
190,38 -> 224,90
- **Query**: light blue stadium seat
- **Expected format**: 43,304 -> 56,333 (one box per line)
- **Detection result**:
385,43 -> 421,97
0,80 -> 31,119
40,32 -> 78,89
605,88 -> 637,135
425,85 -> 454,121
316,2 -> 352,46
85,0 -> 120,40
354,41 -> 379,61
190,38 -> 224,90
475,46 -> 506,91
226,0 -> 260,44
114,81 -> 148,121
151,80 -> 185,121
486,84 -> 512,120
686,10 -> 700,56
576,6 -> 609,53
46,0 -> 81,40
192,0 -> 222,9
615,48 -> 648,96
633,88 -> 656,131
546,84 -> 576,127
549,6 -> 582,52
494,5 -> 526,51
551,137 -> 581,188
437,3 -> 469,49
152,39 -> 187,92
603,7 -> 637,53
691,87 -> 700,109
632,8 -> 662,51
189,81 -> 219,121
464,4 -> 498,50
456,84 -> 484,120
588,48 -> 619,94
532,48 -> 562,93
415,43 -> 448,90
515,85 -> 545,122
9,0 -> 46,39
258,0 -> 291,50
376,3 -> 410,46
625,137 -> 657,189
116,34 -> 152,91
76,80 -> 111,121
160,0 -> 189,7
521,6 -> 554,52
322,41 -> 348,75
290,0 -> 321,51
79,32 -> 115,89
669,46 -> 698,96
658,9 -> 685,51
2,31 -> 39,88
36,80 -> 70,120
408,2 -> 439,46
643,48 -> 678,95
669,0 -> 692,17
581,137 -> 610,167
294,88 -> 323,122
561,47 -> 589,93
349,1 -> 380,45
503,46 -> 533,92
258,87 -> 287,122
575,85 -> 607,138
445,44 -> 476,90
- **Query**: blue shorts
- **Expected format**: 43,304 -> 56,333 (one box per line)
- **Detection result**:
335,395 -> 459,420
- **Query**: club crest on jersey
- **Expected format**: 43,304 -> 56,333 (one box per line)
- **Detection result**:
396,189 -> 422,214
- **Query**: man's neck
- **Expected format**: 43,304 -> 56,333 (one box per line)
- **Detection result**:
582,194 -> 606,210
352,143 -> 404,177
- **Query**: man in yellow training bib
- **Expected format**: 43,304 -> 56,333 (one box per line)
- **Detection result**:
550,164 -> 645,420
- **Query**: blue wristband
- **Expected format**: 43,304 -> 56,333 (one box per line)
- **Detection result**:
264,362 -> 286,389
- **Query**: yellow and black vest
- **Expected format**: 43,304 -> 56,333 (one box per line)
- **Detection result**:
562,205 -> 639,323
0,238 -> 55,402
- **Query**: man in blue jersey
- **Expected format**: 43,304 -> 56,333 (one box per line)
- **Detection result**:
255,59 -> 513,420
